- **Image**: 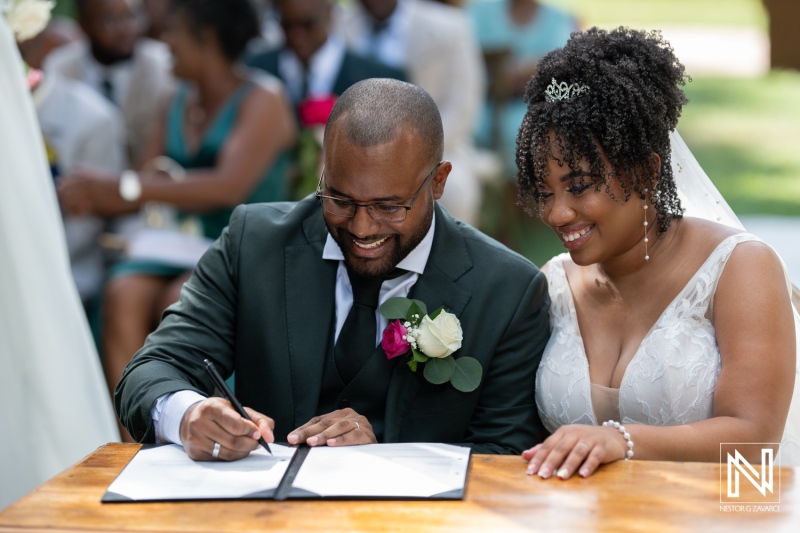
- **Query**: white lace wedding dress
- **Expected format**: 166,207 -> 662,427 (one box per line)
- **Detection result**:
0,17 -> 118,509
536,234 -> 800,466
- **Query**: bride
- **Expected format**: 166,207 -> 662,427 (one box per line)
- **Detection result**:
516,27 -> 800,479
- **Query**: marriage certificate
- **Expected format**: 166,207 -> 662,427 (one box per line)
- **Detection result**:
104,442 -> 471,501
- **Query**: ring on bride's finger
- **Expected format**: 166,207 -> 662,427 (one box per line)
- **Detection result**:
354,421 -> 361,431
575,442 -> 590,452
212,442 -> 221,459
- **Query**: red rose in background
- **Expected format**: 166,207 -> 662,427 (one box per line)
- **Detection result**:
298,95 -> 338,127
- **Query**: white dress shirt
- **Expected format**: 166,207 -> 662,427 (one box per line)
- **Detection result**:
349,0 -> 410,69
79,53 -> 134,108
278,34 -> 347,103
152,214 -> 436,445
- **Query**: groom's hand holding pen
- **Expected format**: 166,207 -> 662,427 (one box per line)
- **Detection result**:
204,359 -> 273,455
178,360 -> 275,462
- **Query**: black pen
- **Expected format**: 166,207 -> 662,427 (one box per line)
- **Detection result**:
203,358 -> 272,455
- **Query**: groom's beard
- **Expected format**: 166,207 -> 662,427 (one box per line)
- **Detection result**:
325,201 -> 433,278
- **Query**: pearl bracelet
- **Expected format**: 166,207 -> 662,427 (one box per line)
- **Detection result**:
602,420 -> 634,460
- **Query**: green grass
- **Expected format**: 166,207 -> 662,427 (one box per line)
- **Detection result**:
548,0 -> 767,30
680,71 -> 800,217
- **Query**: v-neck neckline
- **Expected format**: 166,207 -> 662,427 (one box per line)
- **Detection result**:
556,233 -> 743,418
179,82 -> 249,159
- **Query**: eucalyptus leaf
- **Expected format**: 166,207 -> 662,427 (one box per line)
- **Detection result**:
412,348 -> 429,363
450,357 -> 483,392
380,297 -> 412,319
428,306 -> 445,320
423,356 -> 455,385
408,359 -> 418,372
406,301 -> 427,323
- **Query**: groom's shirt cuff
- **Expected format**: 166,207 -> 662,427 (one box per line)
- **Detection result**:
151,390 -> 206,445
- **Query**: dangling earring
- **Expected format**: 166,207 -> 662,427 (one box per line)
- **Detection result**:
643,188 -> 650,261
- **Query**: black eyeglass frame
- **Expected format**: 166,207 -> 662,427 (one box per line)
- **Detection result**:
315,162 -> 442,222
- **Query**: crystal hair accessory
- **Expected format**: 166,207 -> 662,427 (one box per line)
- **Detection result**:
544,78 -> 590,103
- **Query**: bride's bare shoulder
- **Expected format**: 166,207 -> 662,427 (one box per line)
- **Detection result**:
679,217 -> 742,247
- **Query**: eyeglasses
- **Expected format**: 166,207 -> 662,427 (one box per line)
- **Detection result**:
315,162 -> 441,223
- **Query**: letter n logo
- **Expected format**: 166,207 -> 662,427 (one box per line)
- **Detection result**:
727,448 -> 772,497
720,443 -> 781,504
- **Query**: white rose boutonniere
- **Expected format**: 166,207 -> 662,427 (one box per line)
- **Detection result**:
379,297 -> 481,392
2,0 -> 54,42
416,311 -> 462,358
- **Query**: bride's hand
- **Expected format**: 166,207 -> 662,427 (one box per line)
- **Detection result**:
522,424 -> 629,479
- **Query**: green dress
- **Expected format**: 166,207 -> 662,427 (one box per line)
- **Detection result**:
112,81 -> 290,278
167,80 -> 290,239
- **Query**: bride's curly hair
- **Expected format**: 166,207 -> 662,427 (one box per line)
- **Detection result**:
515,27 -> 689,235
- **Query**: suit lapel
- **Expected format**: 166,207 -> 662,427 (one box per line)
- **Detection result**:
383,205 -> 472,441
284,211 -> 337,428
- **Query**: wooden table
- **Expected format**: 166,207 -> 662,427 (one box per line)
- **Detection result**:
1,443 -> 797,532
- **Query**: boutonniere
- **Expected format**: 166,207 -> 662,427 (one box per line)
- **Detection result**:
379,297 -> 482,392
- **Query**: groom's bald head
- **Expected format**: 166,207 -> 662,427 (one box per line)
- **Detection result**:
324,78 -> 444,167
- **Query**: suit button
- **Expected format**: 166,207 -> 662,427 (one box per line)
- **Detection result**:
339,399 -> 350,409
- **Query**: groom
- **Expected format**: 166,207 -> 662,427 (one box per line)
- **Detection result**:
116,79 -> 550,460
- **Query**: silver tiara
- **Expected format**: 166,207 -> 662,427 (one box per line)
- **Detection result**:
544,78 -> 590,102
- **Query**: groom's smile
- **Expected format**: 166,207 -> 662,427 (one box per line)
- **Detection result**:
321,121 -> 449,278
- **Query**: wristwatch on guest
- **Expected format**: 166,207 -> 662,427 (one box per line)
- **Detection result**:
119,170 -> 142,202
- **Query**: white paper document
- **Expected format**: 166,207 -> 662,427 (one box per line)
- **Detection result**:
104,442 -> 471,502
106,444 -> 296,500
126,228 -> 213,269
291,443 -> 469,498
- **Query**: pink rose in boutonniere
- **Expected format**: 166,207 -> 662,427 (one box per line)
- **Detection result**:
381,320 -> 410,359
379,297 -> 482,392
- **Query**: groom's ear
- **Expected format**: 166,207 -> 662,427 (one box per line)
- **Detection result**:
431,161 -> 452,201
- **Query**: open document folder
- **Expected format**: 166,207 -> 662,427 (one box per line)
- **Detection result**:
103,443 -> 471,502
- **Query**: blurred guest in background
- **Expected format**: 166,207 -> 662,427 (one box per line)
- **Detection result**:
248,0 -> 405,110
141,0 -> 169,40
31,67 -> 126,313
58,0 -> 296,438
468,0 -> 577,175
336,0 -> 485,226
44,0 -> 174,168
248,0 -> 406,198
20,21 -> 127,314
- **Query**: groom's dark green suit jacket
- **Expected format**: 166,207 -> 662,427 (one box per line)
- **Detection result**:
116,197 -> 551,454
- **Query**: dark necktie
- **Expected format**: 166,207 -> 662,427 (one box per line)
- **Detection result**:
299,67 -> 309,102
101,77 -> 114,104
334,269 -> 403,384
371,18 -> 390,37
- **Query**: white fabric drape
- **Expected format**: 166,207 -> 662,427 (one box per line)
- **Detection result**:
0,16 -> 119,509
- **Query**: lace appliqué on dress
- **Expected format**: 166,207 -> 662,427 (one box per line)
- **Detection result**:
536,234 -> 757,435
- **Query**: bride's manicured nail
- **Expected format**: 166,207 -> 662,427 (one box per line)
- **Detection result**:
579,468 -> 589,478
538,467 -> 550,479
557,468 -> 569,479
